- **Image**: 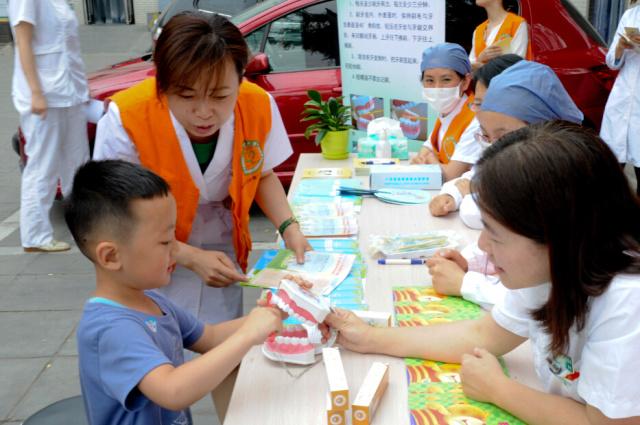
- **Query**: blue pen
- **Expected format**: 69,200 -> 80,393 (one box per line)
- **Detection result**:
377,258 -> 425,265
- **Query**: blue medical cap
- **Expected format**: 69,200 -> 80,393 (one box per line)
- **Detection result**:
480,60 -> 583,124
420,43 -> 472,76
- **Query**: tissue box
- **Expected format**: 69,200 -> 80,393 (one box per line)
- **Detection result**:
370,164 -> 442,190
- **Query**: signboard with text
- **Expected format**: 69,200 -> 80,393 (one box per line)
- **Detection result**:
337,0 -> 445,149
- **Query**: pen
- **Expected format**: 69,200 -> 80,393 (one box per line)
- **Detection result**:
361,161 -> 396,165
377,258 -> 425,265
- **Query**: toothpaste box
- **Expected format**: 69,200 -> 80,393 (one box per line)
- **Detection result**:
322,347 -> 350,411
326,393 -> 347,425
370,164 -> 442,190
352,362 -> 389,425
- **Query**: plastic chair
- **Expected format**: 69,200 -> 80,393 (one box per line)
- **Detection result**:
22,395 -> 87,425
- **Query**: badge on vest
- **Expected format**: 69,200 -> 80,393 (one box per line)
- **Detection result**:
547,354 -> 580,386
241,140 -> 264,175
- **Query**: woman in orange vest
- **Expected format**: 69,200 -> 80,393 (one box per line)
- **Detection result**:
92,12 -> 311,326
411,43 -> 482,182
470,0 -> 532,70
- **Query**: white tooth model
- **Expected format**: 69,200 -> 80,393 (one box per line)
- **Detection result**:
263,279 -> 337,365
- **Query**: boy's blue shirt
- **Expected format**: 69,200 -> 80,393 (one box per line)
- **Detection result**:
77,290 -> 205,425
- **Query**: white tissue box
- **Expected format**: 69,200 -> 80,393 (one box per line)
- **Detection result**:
370,164 -> 442,190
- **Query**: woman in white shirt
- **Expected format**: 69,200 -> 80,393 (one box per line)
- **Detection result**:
9,0 -> 90,252
329,121 -> 640,423
470,0 -> 531,70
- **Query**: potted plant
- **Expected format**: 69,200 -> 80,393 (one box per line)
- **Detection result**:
301,89 -> 352,160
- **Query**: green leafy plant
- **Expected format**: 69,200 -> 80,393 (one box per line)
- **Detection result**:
301,89 -> 352,145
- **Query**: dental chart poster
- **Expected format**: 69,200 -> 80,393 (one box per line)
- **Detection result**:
337,0 -> 445,149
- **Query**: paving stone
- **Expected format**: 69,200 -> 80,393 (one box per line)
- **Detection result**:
10,357 -> 82,421
0,358 -> 48,420
0,311 -> 78,358
0,275 -> 91,311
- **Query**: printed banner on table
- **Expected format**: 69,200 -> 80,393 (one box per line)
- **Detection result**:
393,286 -> 526,425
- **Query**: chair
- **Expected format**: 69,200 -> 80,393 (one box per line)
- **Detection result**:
22,395 -> 87,425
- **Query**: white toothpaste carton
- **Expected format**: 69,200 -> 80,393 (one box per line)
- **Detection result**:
326,392 -> 347,425
322,347 -> 349,411
352,362 -> 389,425
352,310 -> 392,327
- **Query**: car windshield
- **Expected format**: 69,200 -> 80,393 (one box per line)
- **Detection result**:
231,0 -> 284,25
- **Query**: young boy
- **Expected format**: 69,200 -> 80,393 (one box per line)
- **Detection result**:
65,160 -> 283,424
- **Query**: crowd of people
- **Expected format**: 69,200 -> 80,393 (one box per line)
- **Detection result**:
7,0 -> 640,424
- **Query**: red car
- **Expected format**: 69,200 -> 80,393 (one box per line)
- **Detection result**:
15,0 -> 615,186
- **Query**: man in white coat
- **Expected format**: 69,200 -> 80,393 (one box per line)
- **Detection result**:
9,0 -> 90,252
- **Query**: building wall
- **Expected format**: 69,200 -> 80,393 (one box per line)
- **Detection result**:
67,0 -> 161,26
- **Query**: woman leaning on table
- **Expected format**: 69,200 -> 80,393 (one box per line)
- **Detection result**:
328,121 -> 640,424
93,12 -> 311,325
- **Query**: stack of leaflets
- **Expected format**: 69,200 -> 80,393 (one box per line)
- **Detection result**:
369,231 -> 461,259
393,286 -> 526,424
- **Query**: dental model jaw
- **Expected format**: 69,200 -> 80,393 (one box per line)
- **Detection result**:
270,279 -> 331,325
262,279 -> 337,365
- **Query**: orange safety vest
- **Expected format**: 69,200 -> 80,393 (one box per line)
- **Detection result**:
111,77 -> 271,272
430,95 -> 476,164
473,12 -> 533,60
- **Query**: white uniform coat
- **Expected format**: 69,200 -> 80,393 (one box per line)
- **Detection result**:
9,0 -> 89,247
94,94 -> 292,323
600,5 -> 640,166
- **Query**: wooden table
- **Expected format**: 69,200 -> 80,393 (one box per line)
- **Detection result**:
224,154 -> 541,425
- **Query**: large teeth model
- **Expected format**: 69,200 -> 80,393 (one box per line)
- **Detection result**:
262,279 -> 337,365
270,279 -> 331,325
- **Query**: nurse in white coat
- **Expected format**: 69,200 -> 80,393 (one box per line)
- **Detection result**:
94,12 -> 310,325
9,0 -> 90,252
599,1 -> 640,195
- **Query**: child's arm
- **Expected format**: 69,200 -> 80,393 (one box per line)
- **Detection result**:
188,317 -> 246,354
137,306 -> 282,411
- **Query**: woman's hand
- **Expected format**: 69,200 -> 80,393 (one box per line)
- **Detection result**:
478,45 -> 503,64
454,178 -> 471,197
282,222 -> 312,264
426,253 -> 466,296
460,347 -> 509,403
324,308 -> 376,353
411,148 -> 439,165
189,248 -> 248,287
31,91 -> 48,118
429,194 -> 456,216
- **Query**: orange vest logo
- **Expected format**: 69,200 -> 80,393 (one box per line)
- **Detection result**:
241,140 -> 264,175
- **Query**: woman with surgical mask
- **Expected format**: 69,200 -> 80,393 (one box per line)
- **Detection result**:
411,43 -> 482,182
426,60 -> 583,310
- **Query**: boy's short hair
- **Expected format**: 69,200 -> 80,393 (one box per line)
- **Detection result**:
64,160 -> 170,260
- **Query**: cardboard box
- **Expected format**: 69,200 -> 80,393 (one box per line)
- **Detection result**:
322,347 -> 350,411
370,164 -> 442,190
326,393 -> 347,425
352,363 -> 389,425
352,310 -> 393,327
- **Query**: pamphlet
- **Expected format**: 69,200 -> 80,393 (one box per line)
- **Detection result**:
302,167 -> 353,178
244,250 -> 356,296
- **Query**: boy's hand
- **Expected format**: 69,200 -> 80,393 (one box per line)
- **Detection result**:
190,249 -> 248,287
461,347 -> 508,403
282,223 -> 312,264
426,254 -> 465,296
241,307 -> 283,345
324,308 -> 375,353
429,194 -> 456,216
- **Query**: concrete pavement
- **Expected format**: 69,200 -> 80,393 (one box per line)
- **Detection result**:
0,24 -> 274,424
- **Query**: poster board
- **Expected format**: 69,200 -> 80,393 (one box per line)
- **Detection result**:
337,0 -> 446,151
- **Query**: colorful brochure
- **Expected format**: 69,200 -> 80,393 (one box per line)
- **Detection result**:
244,250 -> 356,296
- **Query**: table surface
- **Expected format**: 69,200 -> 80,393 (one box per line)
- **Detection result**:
223,154 -> 541,425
